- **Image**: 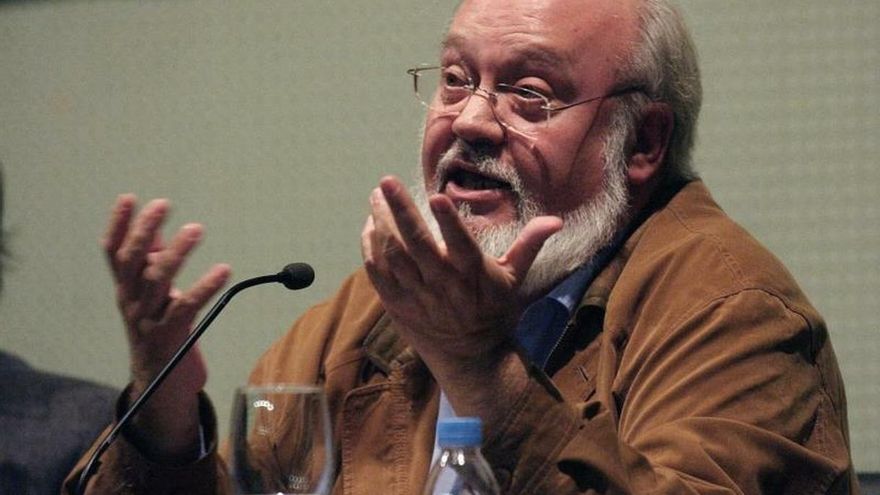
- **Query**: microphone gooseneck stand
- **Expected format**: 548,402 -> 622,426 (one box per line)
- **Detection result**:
75,263 -> 315,495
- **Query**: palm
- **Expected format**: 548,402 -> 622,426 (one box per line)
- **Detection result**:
361,176 -> 561,362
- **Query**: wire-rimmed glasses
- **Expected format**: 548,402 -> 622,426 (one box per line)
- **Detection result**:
407,65 -> 644,137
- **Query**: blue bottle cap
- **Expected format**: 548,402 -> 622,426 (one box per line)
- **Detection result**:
437,417 -> 483,447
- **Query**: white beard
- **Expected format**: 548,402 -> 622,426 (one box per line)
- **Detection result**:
413,126 -> 632,299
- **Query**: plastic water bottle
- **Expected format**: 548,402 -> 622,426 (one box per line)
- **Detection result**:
424,417 -> 500,495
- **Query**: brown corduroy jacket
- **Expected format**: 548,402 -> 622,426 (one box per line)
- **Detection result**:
66,180 -> 856,494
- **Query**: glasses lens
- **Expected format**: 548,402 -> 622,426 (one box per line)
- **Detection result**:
415,67 -> 474,110
413,68 -> 439,107
496,85 -> 550,131
409,67 -> 547,137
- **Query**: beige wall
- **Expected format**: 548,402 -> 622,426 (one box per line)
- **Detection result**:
1,0 -> 877,471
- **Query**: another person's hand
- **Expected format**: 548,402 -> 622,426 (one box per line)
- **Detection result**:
102,194 -> 230,460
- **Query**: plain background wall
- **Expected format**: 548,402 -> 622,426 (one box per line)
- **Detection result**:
1,0 -> 877,472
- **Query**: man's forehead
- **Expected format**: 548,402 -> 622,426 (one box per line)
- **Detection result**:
452,0 -> 639,27
448,0 -> 640,65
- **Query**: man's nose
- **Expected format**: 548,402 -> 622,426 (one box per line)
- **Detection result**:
450,88 -> 506,146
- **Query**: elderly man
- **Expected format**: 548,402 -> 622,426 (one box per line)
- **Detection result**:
67,0 -> 856,493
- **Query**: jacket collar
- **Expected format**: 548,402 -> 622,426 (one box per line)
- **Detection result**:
357,218 -> 646,377
362,313 -> 416,375
577,178 -> 691,315
359,179 -> 692,375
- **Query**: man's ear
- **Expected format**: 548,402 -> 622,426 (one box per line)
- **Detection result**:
627,102 -> 674,186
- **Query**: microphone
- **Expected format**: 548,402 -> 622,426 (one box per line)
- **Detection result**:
278,262 -> 316,290
75,263 -> 315,495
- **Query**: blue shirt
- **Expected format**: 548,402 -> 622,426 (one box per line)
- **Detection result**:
430,238 -> 623,468
513,264 -> 594,369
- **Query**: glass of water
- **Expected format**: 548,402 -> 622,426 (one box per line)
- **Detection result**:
229,384 -> 334,495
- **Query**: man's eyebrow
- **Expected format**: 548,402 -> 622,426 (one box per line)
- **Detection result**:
510,45 -> 571,71
439,34 -> 466,54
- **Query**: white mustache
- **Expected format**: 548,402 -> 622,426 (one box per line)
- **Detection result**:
435,140 -> 526,198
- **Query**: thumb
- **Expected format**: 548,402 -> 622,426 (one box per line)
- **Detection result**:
500,216 -> 563,282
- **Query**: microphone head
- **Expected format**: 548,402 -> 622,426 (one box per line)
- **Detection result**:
278,262 -> 315,290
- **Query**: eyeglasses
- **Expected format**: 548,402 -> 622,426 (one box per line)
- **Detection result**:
407,65 -> 644,137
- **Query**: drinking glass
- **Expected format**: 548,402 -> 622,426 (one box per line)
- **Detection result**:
229,384 -> 334,495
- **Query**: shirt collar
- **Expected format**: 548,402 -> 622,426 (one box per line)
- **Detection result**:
514,229 -> 630,369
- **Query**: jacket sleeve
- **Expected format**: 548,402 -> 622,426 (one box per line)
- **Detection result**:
480,290 -> 853,494
61,390 -> 229,495
62,270 -> 373,495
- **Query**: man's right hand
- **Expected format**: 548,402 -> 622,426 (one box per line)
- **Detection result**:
102,194 -> 230,462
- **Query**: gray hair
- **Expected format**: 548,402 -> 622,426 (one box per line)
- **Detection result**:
613,0 -> 703,184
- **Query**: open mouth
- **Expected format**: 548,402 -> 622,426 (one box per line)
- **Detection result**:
442,167 -> 513,192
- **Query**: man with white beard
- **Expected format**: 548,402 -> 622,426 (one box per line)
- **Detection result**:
68,0 -> 856,493
413,132 -> 633,299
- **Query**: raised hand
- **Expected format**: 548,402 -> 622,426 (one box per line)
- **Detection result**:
361,175 -> 561,370
102,194 -> 230,460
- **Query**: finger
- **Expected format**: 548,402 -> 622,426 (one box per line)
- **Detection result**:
164,263 -> 231,328
148,229 -> 165,254
378,176 -> 443,268
102,194 -> 137,269
500,215 -> 563,281
428,194 -> 483,272
363,255 -> 406,303
140,223 -> 205,317
362,212 -> 394,285
116,199 -> 170,286
360,214 -> 376,266
368,188 -> 423,288
361,213 -> 394,280
143,229 -> 168,276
